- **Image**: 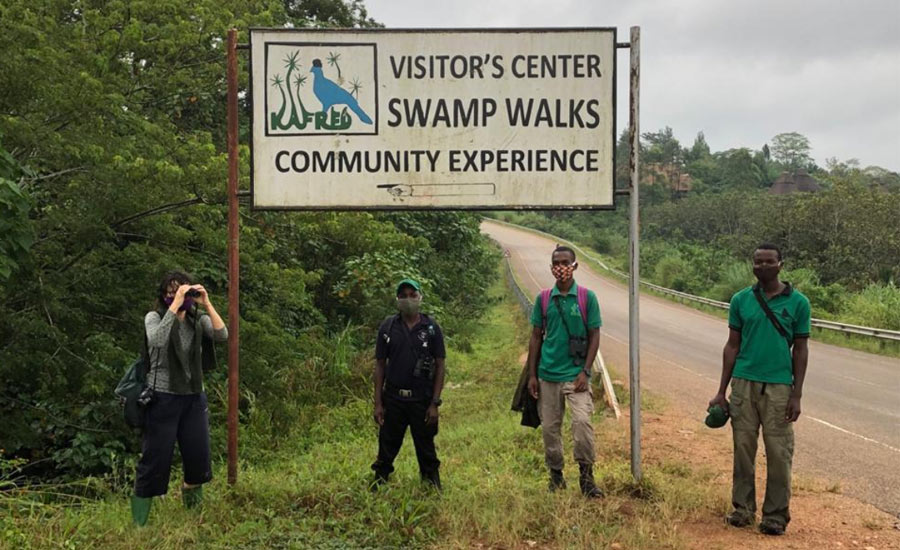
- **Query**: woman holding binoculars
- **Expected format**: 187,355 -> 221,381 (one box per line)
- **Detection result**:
131,271 -> 228,526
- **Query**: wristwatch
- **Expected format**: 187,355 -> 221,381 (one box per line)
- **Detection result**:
432,398 -> 442,407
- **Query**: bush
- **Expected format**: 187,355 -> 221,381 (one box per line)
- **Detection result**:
839,283 -> 900,330
654,254 -> 690,291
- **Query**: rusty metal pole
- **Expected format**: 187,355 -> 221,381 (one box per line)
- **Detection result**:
226,28 -> 240,486
627,26 -> 642,483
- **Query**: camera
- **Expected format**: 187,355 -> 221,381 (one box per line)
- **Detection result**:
568,337 -> 588,366
185,288 -> 202,298
413,356 -> 436,380
137,386 -> 155,407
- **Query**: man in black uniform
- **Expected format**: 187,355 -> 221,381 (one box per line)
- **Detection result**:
371,278 -> 446,490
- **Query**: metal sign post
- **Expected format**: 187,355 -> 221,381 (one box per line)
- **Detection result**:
627,26 -> 642,482
226,28 -> 240,486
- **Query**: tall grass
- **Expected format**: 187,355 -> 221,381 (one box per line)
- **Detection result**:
0,265 -> 727,549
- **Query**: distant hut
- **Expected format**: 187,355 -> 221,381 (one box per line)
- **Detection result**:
769,170 -> 821,195
793,169 -> 821,192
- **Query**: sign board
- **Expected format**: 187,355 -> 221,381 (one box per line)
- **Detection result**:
249,28 -> 617,209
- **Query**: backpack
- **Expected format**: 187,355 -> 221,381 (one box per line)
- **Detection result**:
114,313 -> 157,429
539,286 -> 589,331
115,356 -> 148,429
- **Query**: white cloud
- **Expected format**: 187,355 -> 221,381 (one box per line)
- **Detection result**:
364,0 -> 900,169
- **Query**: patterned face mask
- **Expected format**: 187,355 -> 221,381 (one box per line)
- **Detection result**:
551,264 -> 576,283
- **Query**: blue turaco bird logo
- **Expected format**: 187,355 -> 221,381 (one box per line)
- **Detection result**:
268,48 -> 374,132
310,58 -> 372,125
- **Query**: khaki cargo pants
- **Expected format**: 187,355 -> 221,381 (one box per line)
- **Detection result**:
539,379 -> 595,470
729,377 -> 794,527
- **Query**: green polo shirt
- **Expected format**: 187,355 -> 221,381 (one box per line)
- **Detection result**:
728,283 -> 811,385
530,282 -> 602,382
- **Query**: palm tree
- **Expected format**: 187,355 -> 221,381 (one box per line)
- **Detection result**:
327,51 -> 343,84
293,73 -> 310,119
348,77 -> 362,98
282,51 -> 302,128
270,74 -> 287,129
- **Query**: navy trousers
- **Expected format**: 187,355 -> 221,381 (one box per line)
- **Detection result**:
371,397 -> 440,478
134,392 -> 212,497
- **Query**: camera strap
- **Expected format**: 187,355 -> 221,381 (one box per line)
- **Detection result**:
390,314 -> 436,362
552,295 -> 588,339
752,285 -> 793,347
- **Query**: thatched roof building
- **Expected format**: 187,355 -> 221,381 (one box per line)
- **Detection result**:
769,170 -> 821,194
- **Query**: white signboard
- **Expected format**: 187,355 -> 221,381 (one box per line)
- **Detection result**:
249,28 -> 617,209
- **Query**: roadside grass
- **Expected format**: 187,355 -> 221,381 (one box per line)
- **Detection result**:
1,264 -> 725,550
486,218 -> 900,359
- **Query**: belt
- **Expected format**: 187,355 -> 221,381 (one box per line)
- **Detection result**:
384,382 -> 426,399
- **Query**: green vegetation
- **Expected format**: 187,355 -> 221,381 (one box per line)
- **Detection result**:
491,129 -> 900,340
1,267 -> 728,549
0,1 -> 501,484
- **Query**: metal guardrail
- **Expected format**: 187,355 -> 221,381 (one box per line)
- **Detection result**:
486,218 -> 900,343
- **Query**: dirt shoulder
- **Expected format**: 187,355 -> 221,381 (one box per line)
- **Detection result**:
600,338 -> 900,549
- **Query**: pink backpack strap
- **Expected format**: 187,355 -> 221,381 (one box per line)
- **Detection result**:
576,285 -> 589,325
540,288 -> 552,328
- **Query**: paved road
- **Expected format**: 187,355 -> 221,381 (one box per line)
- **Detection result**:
484,220 -> 900,515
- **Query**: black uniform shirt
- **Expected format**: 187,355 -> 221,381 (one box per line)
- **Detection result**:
376,314 -> 446,399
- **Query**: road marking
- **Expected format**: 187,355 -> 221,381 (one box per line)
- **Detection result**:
515,249 -> 544,291
806,416 -> 900,454
600,331 -> 716,383
602,331 -> 900,456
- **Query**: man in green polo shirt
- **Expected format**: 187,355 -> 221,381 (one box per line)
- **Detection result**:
527,246 -> 603,498
709,243 -> 810,536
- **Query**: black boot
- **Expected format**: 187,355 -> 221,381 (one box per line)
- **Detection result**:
548,468 -> 566,492
370,472 -> 389,492
578,463 -> 603,499
422,470 -> 442,492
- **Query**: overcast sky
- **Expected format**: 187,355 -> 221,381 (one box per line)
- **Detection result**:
363,0 -> 900,171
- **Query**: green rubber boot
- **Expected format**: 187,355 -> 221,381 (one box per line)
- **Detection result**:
131,495 -> 152,526
182,485 -> 203,510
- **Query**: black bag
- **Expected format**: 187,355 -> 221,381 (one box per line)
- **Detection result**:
511,362 -> 541,428
115,355 -> 149,428
115,313 -> 159,429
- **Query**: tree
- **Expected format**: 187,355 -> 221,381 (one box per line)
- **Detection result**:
284,0 -> 382,27
642,126 -> 683,167
0,0 -> 498,481
684,131 -> 711,163
769,132 -> 813,171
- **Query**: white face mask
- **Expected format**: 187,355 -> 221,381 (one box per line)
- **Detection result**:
397,296 -> 421,314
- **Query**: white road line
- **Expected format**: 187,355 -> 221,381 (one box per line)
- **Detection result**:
806,416 -> 900,455
601,330 -> 900,456
515,250 -> 545,293
600,331 -> 716,383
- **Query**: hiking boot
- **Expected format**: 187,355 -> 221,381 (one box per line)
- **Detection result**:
548,468 -> 566,492
422,470 -> 442,492
759,520 -> 786,536
131,495 -> 152,526
182,485 -> 203,510
369,472 -> 389,492
725,511 -> 753,528
578,464 -> 603,499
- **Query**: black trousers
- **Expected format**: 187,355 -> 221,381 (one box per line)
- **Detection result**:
134,392 -> 212,497
372,397 -> 440,477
